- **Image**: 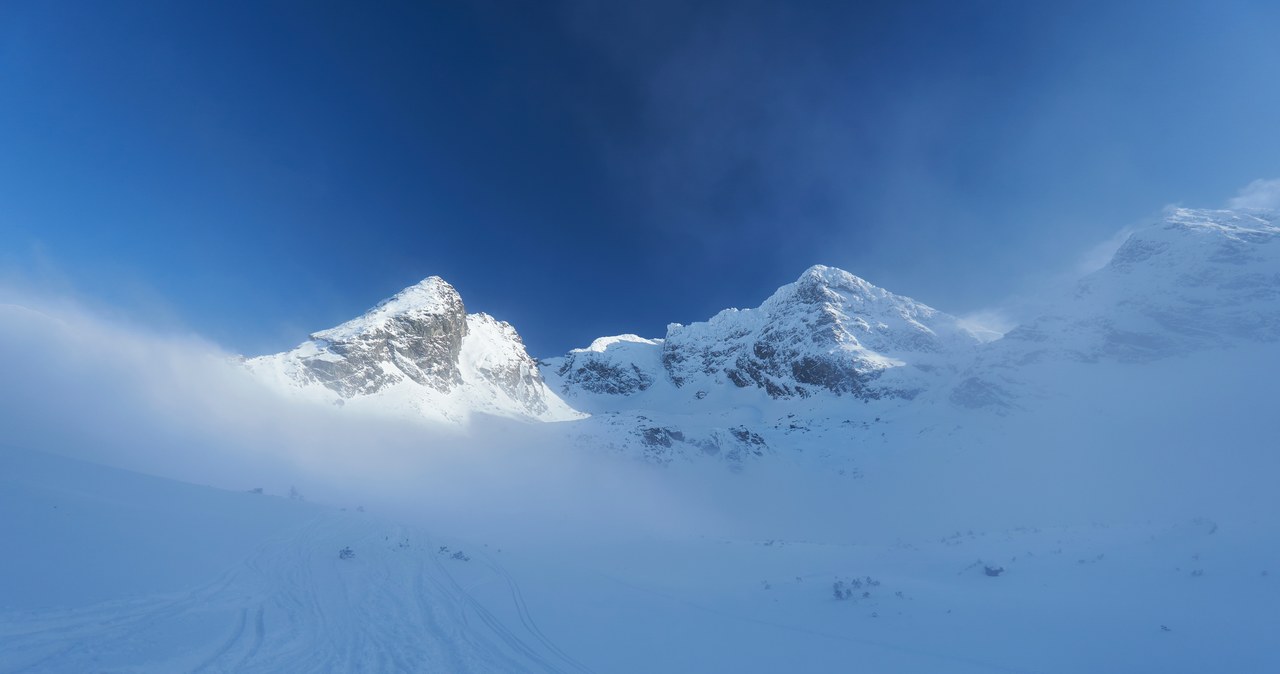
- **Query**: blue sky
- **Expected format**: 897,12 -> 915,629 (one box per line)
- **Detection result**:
2,1 -> 1278,356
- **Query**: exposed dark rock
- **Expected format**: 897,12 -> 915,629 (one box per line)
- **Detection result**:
296,282 -> 467,397
557,359 -> 653,396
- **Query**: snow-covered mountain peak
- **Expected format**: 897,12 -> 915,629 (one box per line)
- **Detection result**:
245,276 -> 580,424
990,206 -> 1280,368
573,334 -> 663,354
312,276 -> 463,343
1083,206 -> 1279,314
664,266 -> 978,399
539,264 -> 987,464
547,264 -> 981,419
1164,206 -> 1277,234
1105,207 -> 1279,274
790,264 -> 878,296
689,265 -> 980,363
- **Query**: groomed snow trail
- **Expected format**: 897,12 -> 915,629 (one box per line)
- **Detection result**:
0,511 -> 589,673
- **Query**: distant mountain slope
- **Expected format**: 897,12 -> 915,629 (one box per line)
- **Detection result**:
662,265 -> 980,399
547,207 -> 1280,465
951,207 -> 1280,411
541,266 -> 981,465
242,206 -> 1279,464
543,266 -> 978,408
1006,207 -> 1280,362
246,277 -> 581,425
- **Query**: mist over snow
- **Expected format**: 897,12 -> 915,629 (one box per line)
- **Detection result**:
2,0 -> 1280,663
0,296 -> 718,547
5,198 -> 1280,671
954,309 -> 1013,343
1228,177 -> 1280,211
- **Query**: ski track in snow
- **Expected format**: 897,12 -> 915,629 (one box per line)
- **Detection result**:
0,513 -> 587,673
587,569 -> 1029,674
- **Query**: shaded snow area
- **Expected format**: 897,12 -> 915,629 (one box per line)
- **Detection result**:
0,450 -> 590,673
3,405 -> 1277,674
2,206 -> 1280,672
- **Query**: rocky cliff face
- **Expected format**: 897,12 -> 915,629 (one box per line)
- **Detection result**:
247,205 -> 1280,464
545,265 -> 979,407
460,312 -> 562,418
545,335 -> 663,400
246,277 -> 580,424
662,265 -> 980,400
541,266 -> 983,466
288,278 -> 468,397
548,207 -> 1280,467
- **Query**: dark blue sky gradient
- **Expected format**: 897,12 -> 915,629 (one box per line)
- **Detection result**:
3,1 -> 1279,356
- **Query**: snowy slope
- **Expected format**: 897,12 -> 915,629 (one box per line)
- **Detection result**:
6,366 -> 1279,674
547,208 -> 1280,467
661,265 -> 980,400
246,277 -> 582,425
1008,207 -> 1280,361
0,447 -> 591,673
545,266 -> 979,407
6,202 -> 1280,673
540,266 -> 985,465
951,207 -> 1280,412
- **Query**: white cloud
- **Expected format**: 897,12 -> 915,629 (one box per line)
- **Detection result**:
1075,225 -> 1136,276
0,293 -> 707,543
957,309 -> 1016,342
1227,178 -> 1280,210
